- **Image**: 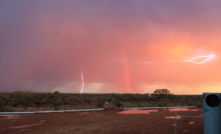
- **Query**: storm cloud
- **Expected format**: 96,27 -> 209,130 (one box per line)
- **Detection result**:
1,0 -> 221,94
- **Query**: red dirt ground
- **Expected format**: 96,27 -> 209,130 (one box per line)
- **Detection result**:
0,108 -> 203,134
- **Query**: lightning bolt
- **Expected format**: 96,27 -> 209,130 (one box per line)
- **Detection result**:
80,67 -> 84,94
181,52 -> 215,64
144,53 -> 215,64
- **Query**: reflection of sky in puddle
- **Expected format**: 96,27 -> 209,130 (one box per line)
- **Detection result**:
82,112 -> 90,114
188,122 -> 194,124
94,114 -> 104,116
169,109 -> 200,112
19,129 -> 31,132
11,123 -> 44,129
40,120 -> 45,123
1,115 -> 20,119
164,116 -> 182,119
118,110 -> 158,114
78,112 -> 90,115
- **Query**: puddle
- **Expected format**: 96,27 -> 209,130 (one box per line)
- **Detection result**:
82,112 -> 90,114
19,129 -> 31,132
118,110 -> 158,114
40,120 -> 45,123
188,122 -> 194,124
0,115 -> 20,120
0,114 -> 30,120
11,123 -> 44,129
169,109 -> 200,112
184,129 -> 189,132
93,114 -> 104,116
78,112 -> 90,115
164,116 -> 182,119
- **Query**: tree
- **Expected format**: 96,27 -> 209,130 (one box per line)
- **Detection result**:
153,89 -> 171,94
53,91 -> 60,99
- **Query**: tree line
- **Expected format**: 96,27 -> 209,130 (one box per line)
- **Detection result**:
0,90 -> 202,112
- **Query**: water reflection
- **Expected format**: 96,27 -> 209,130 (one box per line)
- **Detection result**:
11,123 -> 44,129
169,109 -> 200,112
164,116 -> 182,119
118,110 -> 158,114
188,122 -> 194,124
0,115 -> 20,119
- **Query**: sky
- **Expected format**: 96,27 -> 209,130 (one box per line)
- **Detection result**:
1,0 -> 221,94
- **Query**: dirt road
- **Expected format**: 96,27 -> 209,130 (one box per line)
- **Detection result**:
0,108 -> 203,134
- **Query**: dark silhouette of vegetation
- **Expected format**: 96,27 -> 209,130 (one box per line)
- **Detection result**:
0,90 -> 203,111
153,89 -> 171,94
113,100 -> 123,108
97,101 -> 104,108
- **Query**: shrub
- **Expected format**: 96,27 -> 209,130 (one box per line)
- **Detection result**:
131,94 -> 140,102
0,99 -> 5,107
136,102 -> 142,107
84,97 -> 92,104
11,101 -> 19,107
0,106 -> 5,112
53,99 -> 63,106
195,101 -> 203,107
53,106 -> 60,110
9,91 -> 35,106
97,101 -> 104,108
158,98 -> 170,107
0,106 -> 13,112
114,100 -> 123,108
111,93 -> 123,101
187,99 -> 195,106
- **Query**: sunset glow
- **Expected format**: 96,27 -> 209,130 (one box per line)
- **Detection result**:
0,1 -> 221,94
144,52 -> 215,64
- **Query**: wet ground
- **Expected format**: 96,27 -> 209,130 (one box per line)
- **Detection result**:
0,108 -> 203,134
